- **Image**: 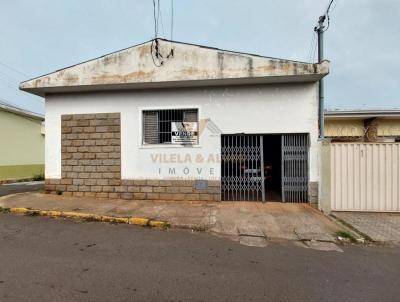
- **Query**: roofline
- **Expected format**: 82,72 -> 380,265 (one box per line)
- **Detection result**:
156,38 -> 318,64
20,38 -> 325,85
20,73 -> 327,97
0,101 -> 44,120
325,109 -> 400,119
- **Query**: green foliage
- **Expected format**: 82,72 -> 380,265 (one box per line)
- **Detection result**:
0,207 -> 10,213
336,230 -> 356,242
32,173 -> 45,181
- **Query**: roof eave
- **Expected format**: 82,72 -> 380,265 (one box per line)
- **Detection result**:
0,104 -> 44,120
20,73 -> 327,97
325,110 -> 400,120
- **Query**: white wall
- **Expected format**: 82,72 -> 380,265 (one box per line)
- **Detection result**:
45,83 -> 319,182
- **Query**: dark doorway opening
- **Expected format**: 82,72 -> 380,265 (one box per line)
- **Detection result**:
262,135 -> 282,201
221,133 -> 309,202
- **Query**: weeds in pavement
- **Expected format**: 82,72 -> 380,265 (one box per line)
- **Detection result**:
336,231 -> 356,242
0,207 -> 10,213
25,211 -> 40,216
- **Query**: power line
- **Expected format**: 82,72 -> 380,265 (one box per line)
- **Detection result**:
330,0 -> 339,14
150,0 -> 174,67
159,2 -> 166,38
323,0 -> 335,32
307,32 -> 317,63
151,0 -> 162,66
170,0 -> 174,41
312,35 -> 318,62
0,97 -> 43,116
0,61 -> 30,78
325,0 -> 335,14
151,0 -> 165,67
0,73 -> 20,89
307,0 -> 336,63
0,78 -> 18,90
0,69 -> 21,85
152,0 -> 160,38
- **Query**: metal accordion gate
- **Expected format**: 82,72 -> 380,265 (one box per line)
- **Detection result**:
281,134 -> 309,203
221,133 -> 309,202
221,135 -> 265,202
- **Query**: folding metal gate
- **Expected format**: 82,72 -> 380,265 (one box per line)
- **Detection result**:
281,134 -> 309,203
221,134 -> 309,202
221,135 -> 265,201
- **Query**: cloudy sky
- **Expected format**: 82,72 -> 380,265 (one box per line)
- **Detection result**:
0,0 -> 399,114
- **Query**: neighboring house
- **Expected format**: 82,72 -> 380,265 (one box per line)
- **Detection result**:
325,109 -> 400,142
321,110 -> 400,213
0,101 -> 45,181
20,38 -> 329,204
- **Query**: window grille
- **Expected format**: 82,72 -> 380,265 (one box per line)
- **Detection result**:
142,109 -> 198,144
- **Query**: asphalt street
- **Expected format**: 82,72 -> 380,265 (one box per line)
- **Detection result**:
0,181 -> 44,197
0,214 -> 399,302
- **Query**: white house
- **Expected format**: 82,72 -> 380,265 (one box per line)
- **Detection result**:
20,39 -> 329,203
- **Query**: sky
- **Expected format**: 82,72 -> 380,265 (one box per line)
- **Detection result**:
0,0 -> 399,115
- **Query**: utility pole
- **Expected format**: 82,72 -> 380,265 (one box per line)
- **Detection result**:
315,15 -> 326,139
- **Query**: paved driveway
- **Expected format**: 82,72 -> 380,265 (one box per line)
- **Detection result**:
0,181 -> 44,197
333,212 -> 400,245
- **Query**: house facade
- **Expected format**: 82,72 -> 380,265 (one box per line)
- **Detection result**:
20,39 -> 329,203
0,101 -> 45,181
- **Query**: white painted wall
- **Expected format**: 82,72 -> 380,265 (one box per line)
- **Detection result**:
45,83 -> 319,182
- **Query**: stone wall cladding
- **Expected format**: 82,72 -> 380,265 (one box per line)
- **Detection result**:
45,178 -> 221,201
50,112 -> 121,197
45,112 -> 221,202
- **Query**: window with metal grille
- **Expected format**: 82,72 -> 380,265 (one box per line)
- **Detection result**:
142,109 -> 198,144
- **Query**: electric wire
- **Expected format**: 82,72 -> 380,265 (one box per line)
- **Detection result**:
151,0 -> 174,67
330,0 -> 339,14
151,0 -> 163,67
170,0 -> 174,42
0,73 -> 20,86
307,32 -> 317,63
0,97 -> 43,115
159,3 -> 166,39
0,69 -> 22,84
323,0 -> 335,32
0,78 -> 18,90
308,0 -> 336,62
0,61 -> 30,78
311,34 -> 318,62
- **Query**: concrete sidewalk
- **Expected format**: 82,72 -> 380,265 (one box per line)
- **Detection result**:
333,212 -> 400,246
0,192 -> 343,248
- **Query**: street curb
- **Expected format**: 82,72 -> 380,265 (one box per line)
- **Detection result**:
1,207 -> 169,229
0,178 -> 41,185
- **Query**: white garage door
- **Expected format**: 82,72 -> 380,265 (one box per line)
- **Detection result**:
331,143 -> 400,212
